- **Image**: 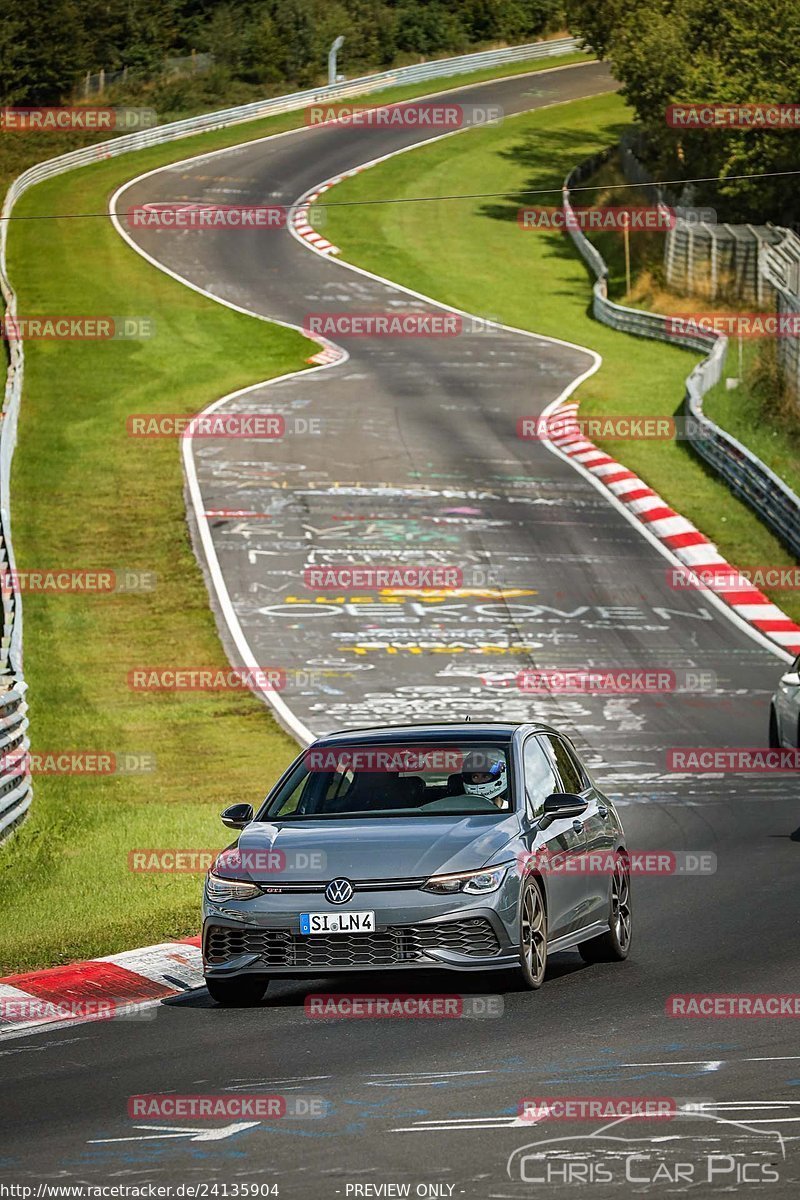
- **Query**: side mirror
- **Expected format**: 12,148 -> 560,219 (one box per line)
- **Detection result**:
221,803 -> 254,830
780,672 -> 800,688
538,792 -> 588,830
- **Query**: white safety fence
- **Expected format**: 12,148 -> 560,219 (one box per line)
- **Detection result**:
562,152 -> 800,561
0,35 -> 582,842
760,229 -> 800,405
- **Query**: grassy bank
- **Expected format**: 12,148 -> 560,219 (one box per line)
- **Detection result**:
0,159 -> 309,974
703,345 -> 800,500
321,92 -> 800,622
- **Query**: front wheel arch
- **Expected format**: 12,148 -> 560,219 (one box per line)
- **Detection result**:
769,706 -> 781,748
578,849 -> 631,964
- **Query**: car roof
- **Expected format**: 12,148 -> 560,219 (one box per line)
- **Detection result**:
310,722 -> 561,747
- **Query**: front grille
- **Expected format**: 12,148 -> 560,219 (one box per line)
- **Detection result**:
255,878 -> 426,893
205,918 -> 501,966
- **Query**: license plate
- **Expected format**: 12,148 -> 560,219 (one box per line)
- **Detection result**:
299,911 -> 376,935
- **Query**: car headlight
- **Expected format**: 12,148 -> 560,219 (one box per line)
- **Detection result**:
421,865 -> 509,895
205,871 -> 261,902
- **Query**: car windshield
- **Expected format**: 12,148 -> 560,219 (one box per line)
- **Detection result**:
261,741 -> 514,820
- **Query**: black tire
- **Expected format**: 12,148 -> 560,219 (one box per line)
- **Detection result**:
769,707 -> 781,749
205,975 -> 269,1006
579,855 -> 632,964
515,876 -> 548,989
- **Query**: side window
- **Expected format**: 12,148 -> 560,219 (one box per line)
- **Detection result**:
271,774 -> 311,817
547,735 -> 586,794
523,736 -> 560,816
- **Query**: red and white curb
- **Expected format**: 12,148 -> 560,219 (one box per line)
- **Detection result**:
295,169 -> 365,364
546,401 -> 800,655
291,168 -> 368,256
307,344 -> 346,366
0,936 -> 202,1038
291,180 -> 340,255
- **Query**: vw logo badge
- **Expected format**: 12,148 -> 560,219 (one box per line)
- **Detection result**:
325,878 -> 354,904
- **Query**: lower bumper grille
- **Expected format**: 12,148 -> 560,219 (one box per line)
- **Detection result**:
205,918 -> 501,967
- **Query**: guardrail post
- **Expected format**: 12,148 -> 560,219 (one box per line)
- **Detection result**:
328,36 -> 345,86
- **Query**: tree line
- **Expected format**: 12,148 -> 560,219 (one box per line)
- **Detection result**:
567,0 -> 800,225
5,0 -> 793,225
1,0 -> 563,105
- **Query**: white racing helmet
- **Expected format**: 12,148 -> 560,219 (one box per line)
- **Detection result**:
462,749 -> 507,803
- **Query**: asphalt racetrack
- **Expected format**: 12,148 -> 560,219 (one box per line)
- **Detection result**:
3,59 -> 799,1199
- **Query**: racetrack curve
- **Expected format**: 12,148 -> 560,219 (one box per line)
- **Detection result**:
4,60 -> 799,1198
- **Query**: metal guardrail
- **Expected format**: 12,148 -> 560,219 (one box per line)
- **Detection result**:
3,37 -> 583,215
562,153 -> 800,561
0,36 -> 582,842
0,682 -> 31,837
0,193 -> 30,838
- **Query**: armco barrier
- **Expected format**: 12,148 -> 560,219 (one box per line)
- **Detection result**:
562,153 -> 800,561
0,278 -> 29,836
0,36 -> 582,842
0,681 -> 30,837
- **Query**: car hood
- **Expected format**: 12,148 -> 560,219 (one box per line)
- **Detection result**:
233,815 -> 520,882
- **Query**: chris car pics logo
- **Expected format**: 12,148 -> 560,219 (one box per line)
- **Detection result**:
507,1112 -> 785,1186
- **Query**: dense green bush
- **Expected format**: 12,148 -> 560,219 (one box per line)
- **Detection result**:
567,0 -> 800,225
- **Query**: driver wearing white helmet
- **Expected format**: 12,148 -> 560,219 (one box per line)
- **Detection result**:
460,749 -> 509,809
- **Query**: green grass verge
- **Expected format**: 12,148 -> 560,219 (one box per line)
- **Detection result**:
703,344 -> 800,500
0,51 -> 596,975
321,92 -> 800,623
0,163 -> 310,976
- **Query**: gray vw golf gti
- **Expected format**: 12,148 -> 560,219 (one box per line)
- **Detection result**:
202,723 -> 631,1004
